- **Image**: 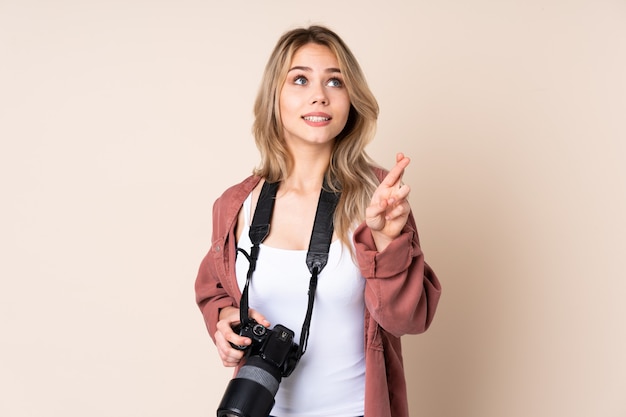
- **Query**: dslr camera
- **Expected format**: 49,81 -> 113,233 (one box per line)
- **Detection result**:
217,318 -> 300,417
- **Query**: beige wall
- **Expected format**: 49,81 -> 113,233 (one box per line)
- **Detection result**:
1,1 -> 625,416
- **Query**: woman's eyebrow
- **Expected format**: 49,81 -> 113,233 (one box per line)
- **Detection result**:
288,66 -> 342,73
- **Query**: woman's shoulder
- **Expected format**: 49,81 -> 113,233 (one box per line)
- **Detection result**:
369,164 -> 388,182
213,174 -> 262,211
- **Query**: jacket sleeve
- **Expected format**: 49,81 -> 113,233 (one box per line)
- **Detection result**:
353,210 -> 441,337
194,197 -> 239,344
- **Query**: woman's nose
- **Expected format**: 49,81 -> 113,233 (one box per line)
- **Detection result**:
310,85 -> 328,105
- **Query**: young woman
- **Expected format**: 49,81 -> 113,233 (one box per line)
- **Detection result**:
195,25 -> 442,417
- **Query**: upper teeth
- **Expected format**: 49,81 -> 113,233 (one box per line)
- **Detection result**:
304,116 -> 330,122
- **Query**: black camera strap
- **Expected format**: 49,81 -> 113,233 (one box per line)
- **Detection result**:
237,179 -> 340,359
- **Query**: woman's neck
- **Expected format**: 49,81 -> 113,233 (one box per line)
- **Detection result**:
282,144 -> 332,194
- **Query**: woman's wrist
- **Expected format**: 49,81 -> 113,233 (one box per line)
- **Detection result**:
370,229 -> 396,252
218,306 -> 238,322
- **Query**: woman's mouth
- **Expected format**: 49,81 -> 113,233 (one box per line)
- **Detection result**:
303,115 -> 331,122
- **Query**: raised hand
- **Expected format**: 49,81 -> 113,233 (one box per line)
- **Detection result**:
365,153 -> 412,251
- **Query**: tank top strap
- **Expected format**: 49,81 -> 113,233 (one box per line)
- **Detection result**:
242,192 -> 253,228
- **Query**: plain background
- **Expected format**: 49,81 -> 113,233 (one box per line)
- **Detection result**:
1,1 -> 625,416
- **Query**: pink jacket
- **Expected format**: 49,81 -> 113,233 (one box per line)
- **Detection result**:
195,169 -> 441,417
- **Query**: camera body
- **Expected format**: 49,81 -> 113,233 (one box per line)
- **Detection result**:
234,319 -> 299,377
218,320 -> 300,417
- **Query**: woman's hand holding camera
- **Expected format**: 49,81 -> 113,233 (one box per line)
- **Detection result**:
215,306 -> 270,367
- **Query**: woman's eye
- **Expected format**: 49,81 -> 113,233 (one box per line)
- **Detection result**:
294,76 -> 307,85
327,78 -> 343,87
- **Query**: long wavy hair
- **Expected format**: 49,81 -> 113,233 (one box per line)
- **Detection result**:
252,25 -> 380,248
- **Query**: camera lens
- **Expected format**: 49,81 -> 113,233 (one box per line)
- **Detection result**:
217,356 -> 283,417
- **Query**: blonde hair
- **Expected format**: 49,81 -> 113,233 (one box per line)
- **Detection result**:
252,25 -> 380,248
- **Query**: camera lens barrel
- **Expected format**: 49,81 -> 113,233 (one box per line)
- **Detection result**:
217,356 -> 283,417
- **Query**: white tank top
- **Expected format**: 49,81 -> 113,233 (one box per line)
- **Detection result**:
235,192 -> 366,417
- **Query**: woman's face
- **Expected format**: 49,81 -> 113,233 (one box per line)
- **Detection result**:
279,43 -> 351,149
